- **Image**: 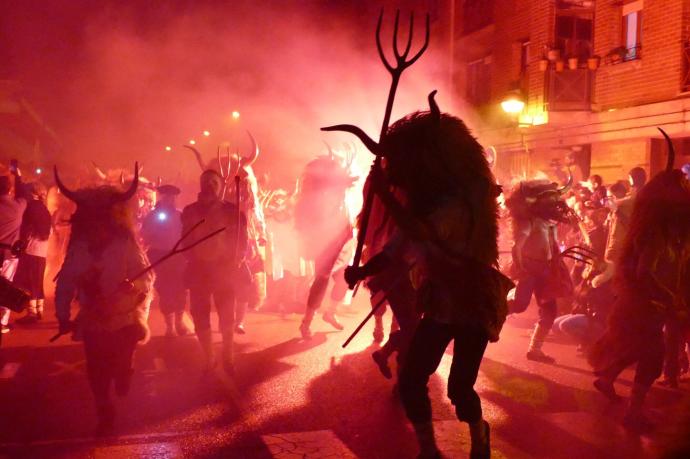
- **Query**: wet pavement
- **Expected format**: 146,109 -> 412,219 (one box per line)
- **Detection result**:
0,296 -> 688,458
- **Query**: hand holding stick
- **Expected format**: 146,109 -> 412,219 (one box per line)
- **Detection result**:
49,220 -> 226,342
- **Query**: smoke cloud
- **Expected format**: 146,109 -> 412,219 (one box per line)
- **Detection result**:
5,0 -> 467,189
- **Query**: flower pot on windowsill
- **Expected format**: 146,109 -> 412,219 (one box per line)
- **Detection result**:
547,49 -> 561,62
568,57 -> 578,70
538,59 -> 549,71
555,60 -> 565,72
587,56 -> 601,70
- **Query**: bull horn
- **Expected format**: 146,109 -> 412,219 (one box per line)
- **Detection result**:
558,169 -> 573,194
91,162 -> 107,180
321,124 -> 382,156
182,145 -> 206,171
216,146 -> 225,179
658,128 -> 675,172
428,90 -> 441,123
323,140 -> 335,159
53,166 -> 79,202
116,162 -> 139,202
240,130 -> 259,167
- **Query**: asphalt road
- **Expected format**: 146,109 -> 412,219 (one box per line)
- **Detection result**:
0,294 -> 688,459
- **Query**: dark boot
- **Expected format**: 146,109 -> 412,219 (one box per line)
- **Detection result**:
413,422 -> 441,459
469,419 -> 490,459
526,324 -> 555,363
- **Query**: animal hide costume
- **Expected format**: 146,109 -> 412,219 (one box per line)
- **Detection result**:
505,176 -> 575,363
181,169 -> 249,374
296,150 -> 357,338
184,134 -> 266,326
341,95 -> 513,459
589,129 -> 690,431
53,164 -> 154,434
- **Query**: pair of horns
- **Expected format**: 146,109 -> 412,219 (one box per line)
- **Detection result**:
55,163 -> 139,203
184,131 -> 259,171
658,128 -> 676,172
92,162 -> 144,181
321,90 -> 441,157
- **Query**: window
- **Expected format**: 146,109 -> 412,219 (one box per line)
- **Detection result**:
621,1 -> 643,60
466,56 -> 492,106
555,15 -> 593,60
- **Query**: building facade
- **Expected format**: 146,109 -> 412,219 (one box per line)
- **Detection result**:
453,0 -> 690,185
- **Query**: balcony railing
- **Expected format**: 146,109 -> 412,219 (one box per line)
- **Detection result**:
546,68 -> 592,111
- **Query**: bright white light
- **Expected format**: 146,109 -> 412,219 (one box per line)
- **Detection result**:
165,146 -> 172,151
231,111 -> 240,120
35,168 -> 42,174
501,98 -> 525,114
157,212 -> 168,222
189,139 -> 196,145
203,130 -> 211,136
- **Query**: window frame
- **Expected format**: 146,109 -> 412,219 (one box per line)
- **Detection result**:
621,0 -> 643,61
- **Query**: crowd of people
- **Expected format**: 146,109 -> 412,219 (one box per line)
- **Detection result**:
2,129 -> 690,457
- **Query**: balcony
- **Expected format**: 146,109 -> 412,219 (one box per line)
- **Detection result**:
546,68 -> 592,111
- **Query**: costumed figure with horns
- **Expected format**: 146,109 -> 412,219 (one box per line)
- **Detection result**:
505,174 -> 576,363
588,129 -> 690,432
183,133 -> 264,335
53,164 -> 154,434
91,162 -> 157,226
296,147 -> 358,340
331,12 -> 513,457
181,166 -> 248,375
141,184 -> 192,337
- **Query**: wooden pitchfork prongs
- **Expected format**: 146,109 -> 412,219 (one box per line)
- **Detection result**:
376,9 -> 430,138
320,10 -> 429,289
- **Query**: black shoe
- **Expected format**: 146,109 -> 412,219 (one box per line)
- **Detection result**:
526,349 -> 556,364
593,378 -> 623,402
470,420 -> 490,459
372,350 -> 392,379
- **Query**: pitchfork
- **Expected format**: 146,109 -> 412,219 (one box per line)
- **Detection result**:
322,9 -> 430,290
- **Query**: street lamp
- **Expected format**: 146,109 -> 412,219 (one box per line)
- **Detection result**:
500,90 -> 525,114
231,111 -> 240,120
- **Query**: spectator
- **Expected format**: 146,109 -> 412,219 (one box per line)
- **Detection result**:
0,166 -> 28,334
588,174 -> 607,207
14,182 -> 52,324
628,166 -> 647,194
